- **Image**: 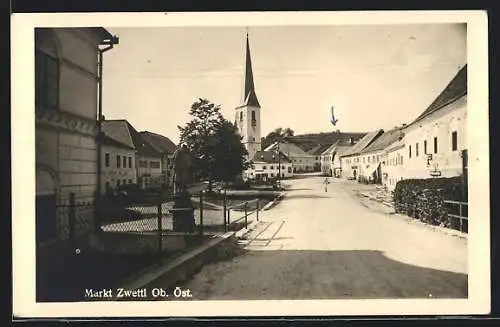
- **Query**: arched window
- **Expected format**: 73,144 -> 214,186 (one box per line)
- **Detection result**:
35,29 -> 60,111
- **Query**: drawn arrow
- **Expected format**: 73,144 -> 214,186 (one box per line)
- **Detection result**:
330,106 -> 339,126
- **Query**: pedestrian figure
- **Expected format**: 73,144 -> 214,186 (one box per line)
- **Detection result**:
323,177 -> 330,192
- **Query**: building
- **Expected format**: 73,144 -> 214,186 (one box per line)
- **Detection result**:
235,33 -> 261,161
402,64 -> 467,180
309,143 -> 333,172
35,27 -> 117,244
243,151 -> 293,181
340,130 -> 384,180
331,140 -> 356,178
381,138 -> 406,191
264,141 -> 316,173
357,128 -> 405,184
102,120 -> 163,189
100,134 -> 137,194
139,131 -> 177,188
320,143 -> 337,176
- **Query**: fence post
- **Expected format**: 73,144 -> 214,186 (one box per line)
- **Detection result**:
223,190 -> 227,232
244,202 -> 248,229
199,191 -> 204,237
459,203 -> 463,232
226,209 -> 231,232
157,200 -> 163,258
256,199 -> 259,221
69,193 -> 76,252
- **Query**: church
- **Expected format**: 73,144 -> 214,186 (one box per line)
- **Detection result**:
234,32 -> 294,182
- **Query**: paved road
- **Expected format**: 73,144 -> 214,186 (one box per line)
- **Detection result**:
180,175 -> 468,300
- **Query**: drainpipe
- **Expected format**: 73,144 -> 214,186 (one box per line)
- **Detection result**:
96,35 -> 119,198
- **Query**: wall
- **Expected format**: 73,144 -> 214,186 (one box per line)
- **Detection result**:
244,162 -> 294,180
35,28 -> 104,243
357,150 -> 383,179
320,153 -> 334,175
402,96 -> 467,180
381,147 -> 406,192
136,155 -> 163,187
235,104 -> 261,160
101,144 -> 137,193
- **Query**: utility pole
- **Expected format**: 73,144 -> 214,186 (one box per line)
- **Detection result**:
277,139 -> 281,189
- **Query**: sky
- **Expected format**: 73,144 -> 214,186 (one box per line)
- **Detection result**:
102,24 -> 466,145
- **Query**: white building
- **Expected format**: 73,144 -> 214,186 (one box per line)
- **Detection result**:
35,27 -> 118,244
381,138 -> 406,191
244,151 -> 293,181
402,64 -> 467,180
235,33 -> 261,161
357,128 -> 404,184
101,134 -> 137,193
102,120 -> 163,189
265,141 -> 316,173
340,130 -> 384,180
139,131 -> 177,188
320,143 -> 337,176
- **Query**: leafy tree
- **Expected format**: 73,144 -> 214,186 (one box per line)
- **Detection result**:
178,98 -> 248,190
261,127 -> 295,150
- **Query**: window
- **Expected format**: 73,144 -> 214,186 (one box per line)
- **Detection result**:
117,180 -> 121,187
139,160 -> 147,168
127,157 -> 131,168
434,137 -> 438,154
270,173 -> 274,177
262,165 -> 267,169
416,143 -> 419,157
122,156 -> 127,168
372,155 -> 375,162
150,161 -> 160,169
35,50 -> 59,111
452,131 -> 458,151
117,155 -> 121,168
105,153 -> 110,167
123,179 -> 126,185
409,145 -> 412,158
424,140 -> 427,154
363,157 -> 366,163
251,111 -> 256,126
128,179 -> 132,184
239,111 -> 243,121
270,166 -> 274,170
282,165 -> 285,169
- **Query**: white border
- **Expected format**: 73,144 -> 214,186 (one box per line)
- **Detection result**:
11,11 -> 490,317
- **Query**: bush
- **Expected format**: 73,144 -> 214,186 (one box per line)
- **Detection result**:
393,176 -> 467,228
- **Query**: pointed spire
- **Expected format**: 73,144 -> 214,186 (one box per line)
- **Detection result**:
242,30 -> 261,108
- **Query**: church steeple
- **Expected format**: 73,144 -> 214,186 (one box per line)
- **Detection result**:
242,32 -> 261,108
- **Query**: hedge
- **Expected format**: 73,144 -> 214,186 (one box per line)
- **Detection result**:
393,176 -> 467,229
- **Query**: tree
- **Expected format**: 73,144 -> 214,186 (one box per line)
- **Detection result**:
178,98 -> 248,190
261,127 -> 295,150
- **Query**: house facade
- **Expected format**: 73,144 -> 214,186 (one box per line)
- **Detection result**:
357,128 -> 404,184
139,131 -> 177,189
381,139 -> 406,191
265,141 -> 316,173
102,120 -> 163,189
101,134 -> 137,194
243,151 -> 293,181
340,130 -> 384,180
402,65 -> 467,180
320,144 -> 337,176
35,27 -> 117,245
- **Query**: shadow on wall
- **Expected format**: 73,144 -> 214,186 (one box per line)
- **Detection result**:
182,249 -> 468,300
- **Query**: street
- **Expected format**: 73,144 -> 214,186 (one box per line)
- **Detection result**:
178,175 -> 468,299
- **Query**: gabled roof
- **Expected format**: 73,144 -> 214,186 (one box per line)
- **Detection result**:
102,120 -> 162,158
320,139 -> 356,156
252,151 -> 292,164
101,133 -> 136,150
320,143 -> 338,156
360,128 -> 404,155
310,143 -> 334,156
411,64 -> 467,125
139,131 -> 177,155
341,129 -> 384,157
264,142 -> 309,156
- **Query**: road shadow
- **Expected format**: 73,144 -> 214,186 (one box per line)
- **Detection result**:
184,249 -> 468,300
281,194 -> 332,200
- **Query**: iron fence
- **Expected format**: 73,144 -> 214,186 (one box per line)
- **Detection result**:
443,200 -> 468,233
